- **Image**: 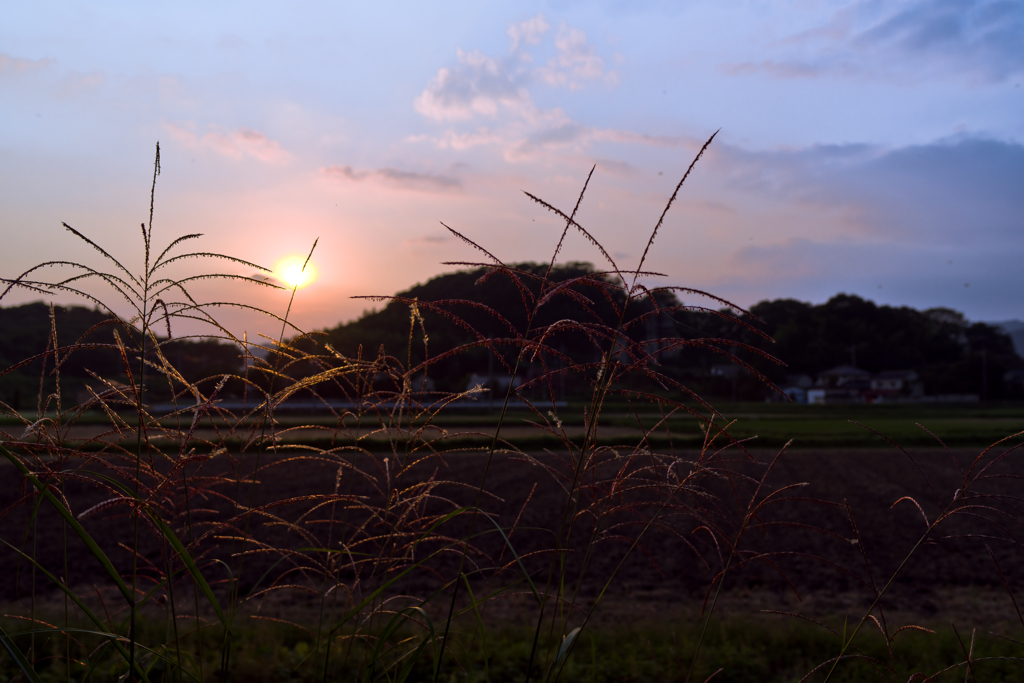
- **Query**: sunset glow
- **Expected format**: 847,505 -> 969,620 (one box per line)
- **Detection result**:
274,256 -> 318,289
2,3 -> 1022,333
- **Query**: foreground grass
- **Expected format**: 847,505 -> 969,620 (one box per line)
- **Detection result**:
3,610 -> 1019,682
6,141 -> 1023,683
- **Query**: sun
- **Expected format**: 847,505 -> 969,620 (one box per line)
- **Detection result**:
274,255 -> 318,289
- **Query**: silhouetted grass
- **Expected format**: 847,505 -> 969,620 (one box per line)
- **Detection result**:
1,138 -> 1023,682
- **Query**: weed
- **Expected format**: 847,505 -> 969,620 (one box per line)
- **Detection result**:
0,138 -> 1022,683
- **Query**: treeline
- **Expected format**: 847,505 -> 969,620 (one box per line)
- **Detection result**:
292,261 -> 667,398
0,302 -> 243,411
307,263 -> 1022,401
688,295 -> 1022,400
3,263 -> 1021,409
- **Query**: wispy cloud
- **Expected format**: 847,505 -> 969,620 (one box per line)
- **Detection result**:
58,71 -> 105,97
719,59 -> 859,80
401,233 -> 455,247
537,24 -> 617,90
320,164 -> 462,192
0,52 -> 55,75
165,123 -> 291,164
721,136 -> 1024,246
419,118 -> 696,165
721,0 -> 1024,83
714,234 -> 1022,320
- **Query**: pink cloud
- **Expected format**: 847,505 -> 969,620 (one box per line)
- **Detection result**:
165,123 -> 291,164
320,164 -> 461,193
507,14 -> 550,52
58,71 -> 105,97
538,25 -> 616,90
0,52 -> 55,74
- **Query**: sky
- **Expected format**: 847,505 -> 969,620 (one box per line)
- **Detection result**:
1,0 -> 1022,339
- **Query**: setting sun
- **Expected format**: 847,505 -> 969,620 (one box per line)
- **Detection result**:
274,255 -> 318,289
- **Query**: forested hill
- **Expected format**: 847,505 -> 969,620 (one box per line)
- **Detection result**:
308,262 -> 647,392
0,302 -> 243,409
745,296 -> 1018,377
313,264 -> 1023,399
734,296 -> 1022,398
2,264 -> 1022,404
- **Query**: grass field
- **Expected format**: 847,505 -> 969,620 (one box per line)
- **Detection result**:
4,402 -> 1021,451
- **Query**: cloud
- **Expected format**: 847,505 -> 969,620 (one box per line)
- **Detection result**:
721,0 -> 1024,83
507,14 -> 550,51
320,165 -> 462,192
0,52 -> 55,75
401,234 -> 455,247
414,48 -> 532,122
58,71 -> 105,97
856,0 -> 1024,81
166,123 -> 291,164
588,158 -> 639,178
418,120 -> 693,164
412,15 -> 690,167
414,14 -> 616,123
719,59 -> 858,80
537,25 -> 616,89
722,136 -> 1024,247
716,236 -> 1024,320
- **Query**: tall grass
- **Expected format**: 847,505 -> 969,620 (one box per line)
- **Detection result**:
0,138 -> 1022,683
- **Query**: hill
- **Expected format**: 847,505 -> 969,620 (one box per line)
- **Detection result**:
0,302 -> 244,410
3,265 -> 1021,407
308,264 -> 1022,401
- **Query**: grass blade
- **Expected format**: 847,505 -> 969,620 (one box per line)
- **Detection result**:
0,623 -> 45,683
1,445 -> 134,606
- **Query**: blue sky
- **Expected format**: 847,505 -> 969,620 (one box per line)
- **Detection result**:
1,0 -> 1022,336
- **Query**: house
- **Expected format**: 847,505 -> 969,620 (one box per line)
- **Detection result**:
815,365 -> 872,389
781,386 -> 808,403
870,370 -> 923,399
808,366 -> 872,404
710,364 -> 742,379
1004,368 -> 1024,394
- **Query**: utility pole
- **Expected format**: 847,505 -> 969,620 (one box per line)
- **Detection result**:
559,344 -> 566,404
487,335 -> 494,411
731,347 -> 738,405
981,348 -> 988,402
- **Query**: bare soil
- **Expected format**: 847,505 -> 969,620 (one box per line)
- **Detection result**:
2,446 -> 1023,625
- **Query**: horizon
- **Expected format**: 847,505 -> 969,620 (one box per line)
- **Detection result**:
2,2 -> 1022,338
4,266 -> 1022,333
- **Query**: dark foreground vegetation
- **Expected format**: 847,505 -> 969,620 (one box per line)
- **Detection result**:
4,608 -> 1021,682
1,140 -> 1023,682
